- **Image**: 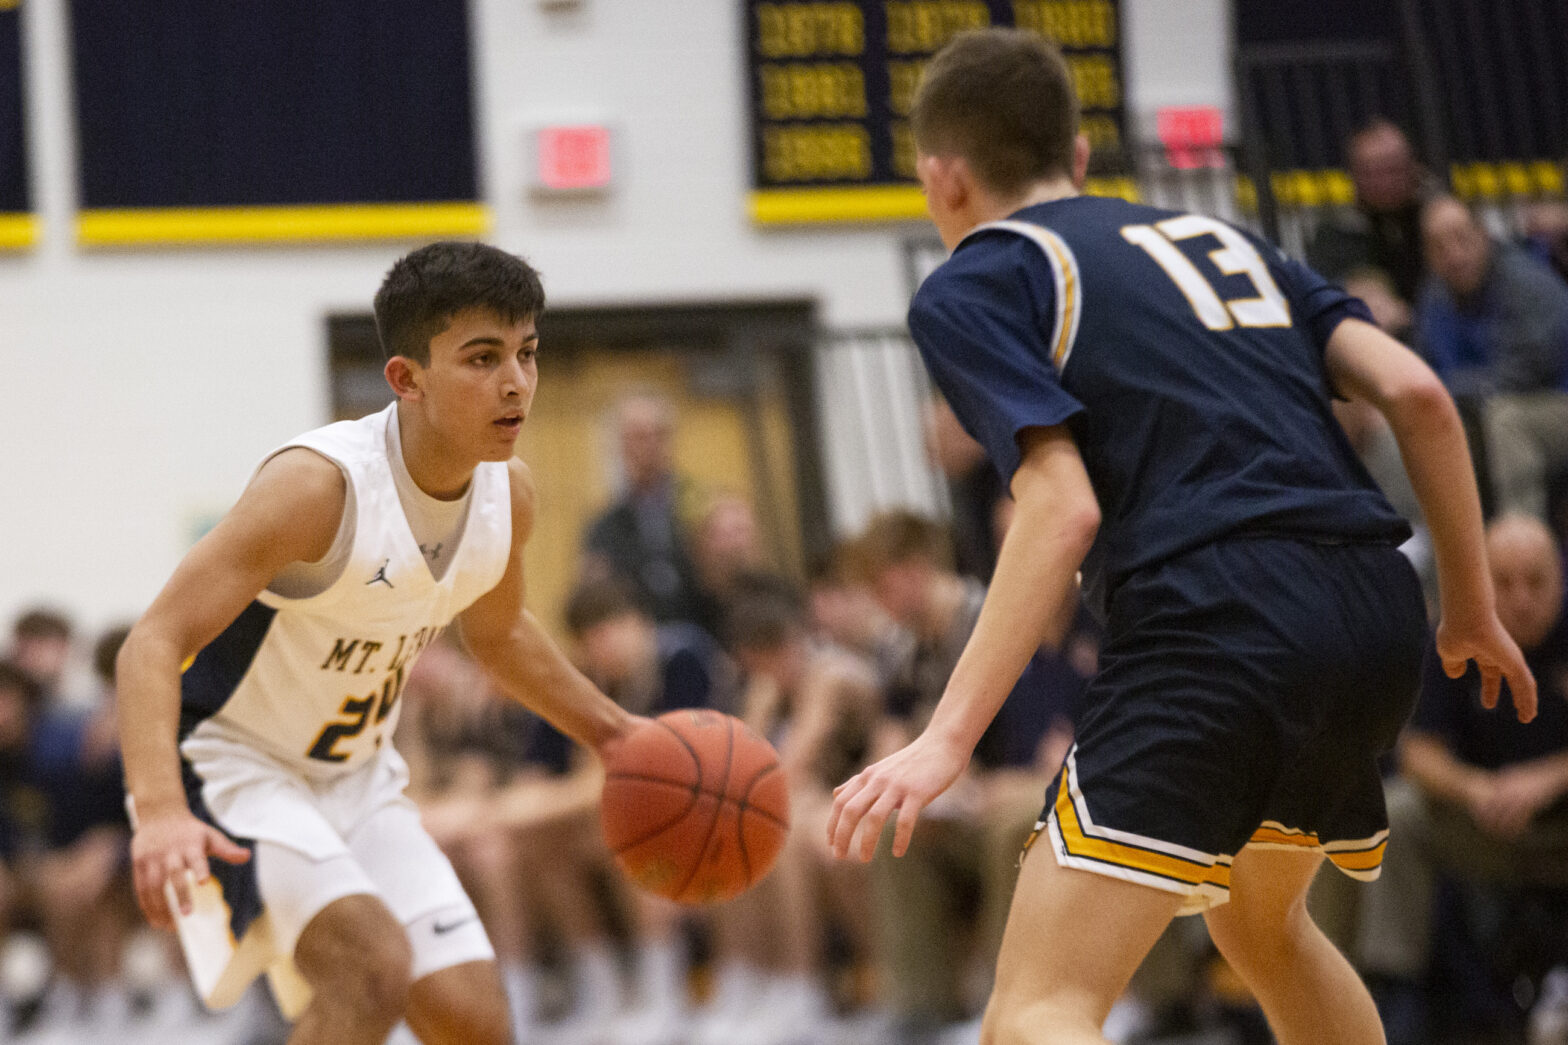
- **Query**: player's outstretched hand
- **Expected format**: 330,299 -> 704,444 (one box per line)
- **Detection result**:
131,807 -> 251,930
1436,614 -> 1538,723
828,733 -> 969,862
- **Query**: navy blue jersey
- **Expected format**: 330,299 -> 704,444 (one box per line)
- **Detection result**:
908,196 -> 1411,615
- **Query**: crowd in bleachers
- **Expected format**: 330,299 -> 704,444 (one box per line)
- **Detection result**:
2,124 -> 1567,1045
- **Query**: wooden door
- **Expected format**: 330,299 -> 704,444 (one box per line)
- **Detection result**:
516,346 -> 801,636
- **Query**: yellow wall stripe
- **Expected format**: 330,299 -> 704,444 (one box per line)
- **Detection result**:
750,186 -> 929,224
0,212 -> 38,249
77,202 -> 489,246
750,178 -> 1142,225
753,157 -> 1558,223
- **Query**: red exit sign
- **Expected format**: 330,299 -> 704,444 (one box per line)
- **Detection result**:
1156,106 -> 1224,169
535,124 -> 613,191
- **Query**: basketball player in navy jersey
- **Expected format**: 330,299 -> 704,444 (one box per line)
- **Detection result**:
827,30 -> 1537,1045
117,243 -> 642,1045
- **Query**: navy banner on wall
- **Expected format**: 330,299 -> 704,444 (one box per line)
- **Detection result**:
70,0 -> 487,245
0,0 -> 33,249
745,1 -> 1131,224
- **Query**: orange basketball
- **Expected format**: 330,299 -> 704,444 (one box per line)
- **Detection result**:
600,708 -> 790,904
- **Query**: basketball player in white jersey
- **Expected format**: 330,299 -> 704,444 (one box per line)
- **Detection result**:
117,242 -> 641,1045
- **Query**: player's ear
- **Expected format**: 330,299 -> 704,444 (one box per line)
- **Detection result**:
928,154 -> 969,212
384,356 -> 424,401
1071,134 -> 1091,188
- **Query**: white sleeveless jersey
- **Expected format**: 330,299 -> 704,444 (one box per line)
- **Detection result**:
179,404 -> 512,776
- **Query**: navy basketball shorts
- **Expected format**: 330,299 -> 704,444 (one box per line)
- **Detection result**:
1028,537 -> 1427,914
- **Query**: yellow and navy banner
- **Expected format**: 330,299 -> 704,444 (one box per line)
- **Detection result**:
745,1 -> 1128,224
0,0 -> 34,250
69,0 -> 486,246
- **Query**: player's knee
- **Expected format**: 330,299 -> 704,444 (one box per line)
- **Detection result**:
983,989 -> 1094,1044
439,998 -> 512,1045
338,934 -> 415,1022
409,967 -> 514,1045
1206,898 -> 1310,972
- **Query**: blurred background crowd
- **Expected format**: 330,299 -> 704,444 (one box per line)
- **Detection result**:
4,2 -> 1568,1044
5,119 -> 1568,1041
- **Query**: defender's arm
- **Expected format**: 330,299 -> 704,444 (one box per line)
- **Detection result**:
830,424 -> 1099,859
1325,318 -> 1536,721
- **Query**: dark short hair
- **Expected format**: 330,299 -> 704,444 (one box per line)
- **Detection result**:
373,242 -> 546,364
912,28 -> 1078,195
12,608 -> 71,642
0,659 -> 42,708
846,510 -> 955,581
564,577 -> 646,639
723,572 -> 807,653
93,625 -> 132,687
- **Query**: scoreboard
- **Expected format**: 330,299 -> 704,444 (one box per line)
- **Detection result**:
0,0 -> 31,249
69,0 -> 486,246
745,0 -> 1130,224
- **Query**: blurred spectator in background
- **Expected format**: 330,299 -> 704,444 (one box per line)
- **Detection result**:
565,577 -> 733,1045
845,510 -> 1080,1044
0,661 -> 48,1038
1355,516 -> 1568,1045
8,608 -> 75,706
564,577 -> 733,1041
690,490 -> 768,635
709,571 -> 882,1045
0,660 -> 38,957
1417,195 -> 1568,520
582,392 -> 706,626
1342,265 -> 1414,342
1307,119 -> 1434,304
806,547 -> 910,695
22,625 -> 137,1034
1523,198 -> 1568,286
924,397 -> 1002,582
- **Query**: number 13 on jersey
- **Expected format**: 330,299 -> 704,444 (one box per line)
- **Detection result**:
1121,215 -> 1291,331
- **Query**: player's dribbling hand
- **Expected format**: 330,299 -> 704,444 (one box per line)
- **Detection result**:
827,732 -> 969,862
594,712 -> 656,768
1436,614 -> 1538,723
130,807 -> 251,930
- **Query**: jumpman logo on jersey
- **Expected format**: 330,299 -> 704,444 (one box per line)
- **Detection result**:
366,559 -> 394,588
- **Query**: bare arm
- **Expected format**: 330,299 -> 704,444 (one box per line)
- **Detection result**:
1402,731 -> 1568,838
1325,318 -> 1537,721
1399,731 -> 1491,808
925,426 -> 1098,759
117,449 -> 344,926
829,425 -> 1100,859
458,459 -> 635,753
